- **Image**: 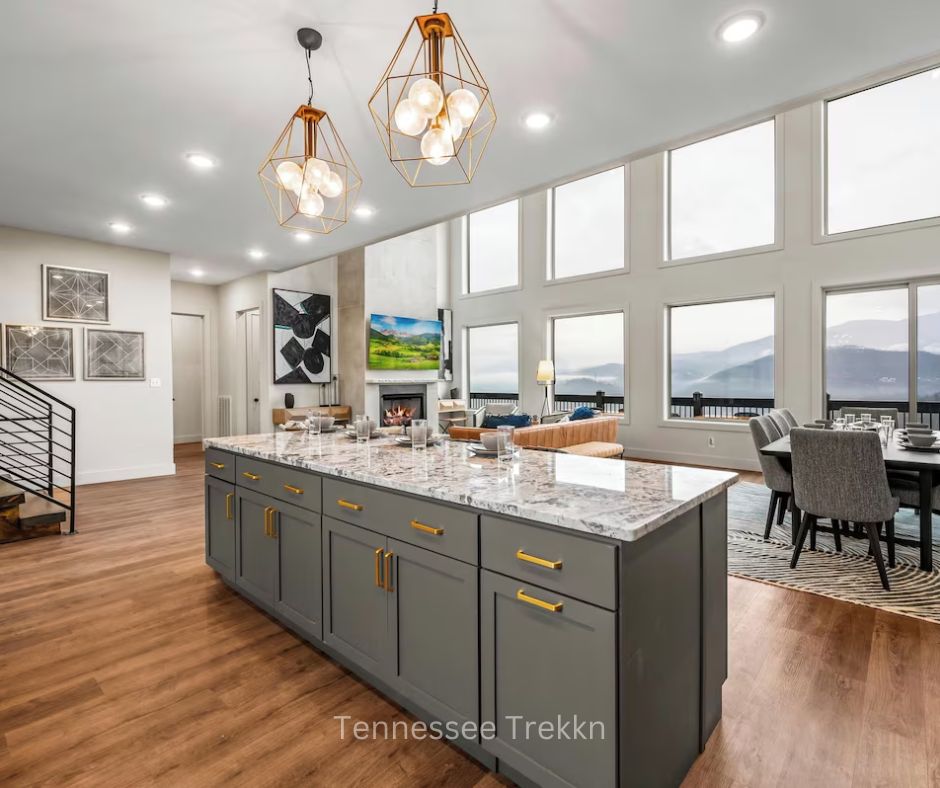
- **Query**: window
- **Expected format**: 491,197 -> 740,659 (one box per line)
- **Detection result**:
466,200 -> 519,293
552,312 -> 624,415
550,167 -> 625,280
826,67 -> 940,235
466,323 -> 519,407
917,284 -> 940,412
825,288 -> 909,405
666,120 -> 776,262
668,297 -> 775,420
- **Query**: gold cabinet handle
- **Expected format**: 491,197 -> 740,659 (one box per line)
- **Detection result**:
374,547 -> 384,588
225,492 -> 234,521
283,483 -> 304,496
384,552 -> 394,593
516,549 -> 563,570
242,471 -> 261,481
263,506 -> 273,537
337,499 -> 363,512
210,462 -> 226,470
410,519 -> 443,536
516,588 -> 563,613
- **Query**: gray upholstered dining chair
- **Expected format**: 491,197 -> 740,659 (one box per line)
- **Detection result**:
778,408 -> 799,430
768,410 -> 791,436
840,406 -> 900,424
789,428 -> 897,590
749,416 -> 792,539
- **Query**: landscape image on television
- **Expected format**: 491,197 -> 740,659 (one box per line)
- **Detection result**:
368,314 -> 442,371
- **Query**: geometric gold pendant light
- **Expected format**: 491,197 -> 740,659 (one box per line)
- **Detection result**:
259,28 -> 362,234
368,2 -> 496,187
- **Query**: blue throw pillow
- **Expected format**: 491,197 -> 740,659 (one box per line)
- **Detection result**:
568,406 -> 595,421
481,414 -> 532,429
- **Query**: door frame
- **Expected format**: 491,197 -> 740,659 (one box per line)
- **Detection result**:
170,312 -> 206,443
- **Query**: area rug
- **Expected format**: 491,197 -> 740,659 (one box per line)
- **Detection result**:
727,482 -> 940,624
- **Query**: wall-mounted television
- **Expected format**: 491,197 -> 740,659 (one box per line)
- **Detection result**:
368,313 -> 442,371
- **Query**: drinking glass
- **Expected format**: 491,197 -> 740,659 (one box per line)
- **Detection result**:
307,413 -> 321,435
844,414 -> 856,428
861,413 -> 872,424
878,424 -> 889,449
355,415 -> 370,443
833,417 -> 845,431
410,419 -> 428,450
496,425 -> 515,462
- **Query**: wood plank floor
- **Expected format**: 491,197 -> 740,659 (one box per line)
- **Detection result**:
0,445 -> 936,787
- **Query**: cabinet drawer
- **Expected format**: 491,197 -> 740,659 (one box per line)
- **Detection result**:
481,515 -> 617,610
205,448 -> 235,483
324,478 -> 477,563
236,456 -> 322,512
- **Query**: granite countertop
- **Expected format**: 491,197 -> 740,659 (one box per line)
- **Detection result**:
204,432 -> 737,542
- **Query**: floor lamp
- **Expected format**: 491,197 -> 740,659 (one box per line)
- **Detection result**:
536,360 -> 555,420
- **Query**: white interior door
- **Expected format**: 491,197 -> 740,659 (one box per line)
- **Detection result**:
171,313 -> 204,444
246,309 -> 262,434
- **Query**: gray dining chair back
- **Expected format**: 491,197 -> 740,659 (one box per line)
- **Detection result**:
768,410 -> 791,436
778,408 -> 799,429
790,429 -> 897,524
840,406 -> 899,424
749,417 -> 791,493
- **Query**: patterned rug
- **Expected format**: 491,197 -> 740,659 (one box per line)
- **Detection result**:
728,483 -> 940,624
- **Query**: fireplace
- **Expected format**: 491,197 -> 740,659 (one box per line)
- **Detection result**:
378,384 -> 426,427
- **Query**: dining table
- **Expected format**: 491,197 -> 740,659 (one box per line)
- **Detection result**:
761,432 -> 939,572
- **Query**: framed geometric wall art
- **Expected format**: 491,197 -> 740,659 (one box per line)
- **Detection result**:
273,288 -> 331,384
84,329 -> 145,380
3,324 -> 75,380
42,265 -> 110,323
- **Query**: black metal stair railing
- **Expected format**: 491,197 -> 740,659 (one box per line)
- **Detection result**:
0,366 -> 76,534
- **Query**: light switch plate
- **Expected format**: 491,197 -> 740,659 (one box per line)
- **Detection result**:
149,378 -> 161,388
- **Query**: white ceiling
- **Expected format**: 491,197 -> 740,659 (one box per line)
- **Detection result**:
1,0 -> 939,285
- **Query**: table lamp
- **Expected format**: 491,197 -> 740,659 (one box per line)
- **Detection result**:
536,360 -> 555,420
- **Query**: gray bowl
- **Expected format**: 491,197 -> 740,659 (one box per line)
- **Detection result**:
908,432 -> 936,447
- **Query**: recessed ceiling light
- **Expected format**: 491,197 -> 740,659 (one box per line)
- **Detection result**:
108,220 -> 132,235
185,152 -> 216,170
190,268 -> 204,278
247,248 -> 266,260
523,111 -> 553,131
140,193 -> 169,209
354,205 -> 375,219
293,231 -> 313,243
718,12 -> 764,43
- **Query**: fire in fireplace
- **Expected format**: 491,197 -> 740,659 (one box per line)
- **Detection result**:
378,385 -> 426,427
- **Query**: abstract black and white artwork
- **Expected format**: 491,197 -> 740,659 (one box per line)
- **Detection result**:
43,265 -> 110,323
273,288 -> 331,384
3,324 -> 74,380
84,329 -> 145,380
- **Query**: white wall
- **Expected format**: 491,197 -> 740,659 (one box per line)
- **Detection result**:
450,100 -> 940,471
0,226 -> 175,484
170,280 -> 219,440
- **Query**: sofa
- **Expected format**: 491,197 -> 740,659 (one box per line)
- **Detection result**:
448,415 -> 624,458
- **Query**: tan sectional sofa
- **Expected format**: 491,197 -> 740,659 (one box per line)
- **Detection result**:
447,415 -> 624,458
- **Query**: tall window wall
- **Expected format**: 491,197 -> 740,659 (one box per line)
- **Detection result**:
466,323 -> 519,409
466,200 -> 519,294
551,312 -> 625,414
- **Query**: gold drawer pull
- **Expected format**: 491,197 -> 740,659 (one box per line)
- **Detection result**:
410,519 -> 443,536
516,549 -> 562,570
263,506 -> 273,537
225,492 -> 234,521
384,552 -> 395,593
374,547 -> 383,587
337,499 -> 363,512
242,471 -> 261,481
283,484 -> 304,495
516,589 -> 563,613
210,462 -> 226,470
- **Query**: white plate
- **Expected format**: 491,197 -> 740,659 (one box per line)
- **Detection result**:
395,435 -> 441,446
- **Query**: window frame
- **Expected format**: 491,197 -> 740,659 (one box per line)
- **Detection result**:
461,199 -> 523,298
661,116 -> 784,268
462,320 -> 522,404
546,165 -> 630,285
661,291 -> 781,430
815,64 -> 940,244
548,307 -> 629,424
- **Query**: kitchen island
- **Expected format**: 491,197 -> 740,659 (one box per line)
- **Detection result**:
203,431 -> 736,788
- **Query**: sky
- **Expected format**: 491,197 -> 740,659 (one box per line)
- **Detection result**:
671,298 -> 774,355
371,314 -> 441,336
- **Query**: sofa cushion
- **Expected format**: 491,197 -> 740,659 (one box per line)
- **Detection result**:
560,441 -> 624,459
481,413 -> 532,429
569,406 -> 595,421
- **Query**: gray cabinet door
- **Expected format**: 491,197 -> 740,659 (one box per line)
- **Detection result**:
274,500 -> 323,641
205,476 -> 235,580
481,570 -> 617,788
236,488 -> 277,604
322,516 -> 388,678
386,539 -> 478,729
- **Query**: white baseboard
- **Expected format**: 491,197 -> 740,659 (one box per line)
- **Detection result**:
623,446 -> 760,473
174,434 -> 203,445
77,463 -> 177,486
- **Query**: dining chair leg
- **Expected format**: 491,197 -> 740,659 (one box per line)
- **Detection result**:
764,491 -> 779,540
810,514 -> 817,551
790,512 -> 812,569
776,493 -> 789,526
831,518 -> 842,552
863,522 -> 891,591
886,518 -> 896,568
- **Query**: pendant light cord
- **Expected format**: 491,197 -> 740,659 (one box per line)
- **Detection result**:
433,0 -> 438,12
305,47 -> 314,106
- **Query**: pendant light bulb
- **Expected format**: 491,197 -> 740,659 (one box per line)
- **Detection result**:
299,187 -> 325,217
320,170 -> 344,199
303,157 -> 330,187
394,98 -> 428,136
409,78 -> 444,119
446,88 -> 480,125
276,161 -> 304,194
420,126 -> 454,165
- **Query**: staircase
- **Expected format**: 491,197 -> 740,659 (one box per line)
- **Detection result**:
0,366 -> 75,542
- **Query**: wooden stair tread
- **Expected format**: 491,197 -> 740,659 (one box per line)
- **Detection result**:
17,496 -> 67,529
0,481 -> 27,508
